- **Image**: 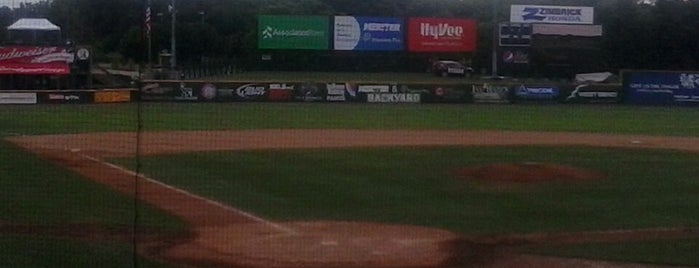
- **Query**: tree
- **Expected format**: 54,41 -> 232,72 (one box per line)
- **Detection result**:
2,0 -> 695,72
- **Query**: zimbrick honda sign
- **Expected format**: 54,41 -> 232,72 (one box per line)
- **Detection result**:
333,16 -> 404,51
407,18 -> 477,52
258,15 -> 330,50
510,5 -> 594,25
0,46 -> 74,75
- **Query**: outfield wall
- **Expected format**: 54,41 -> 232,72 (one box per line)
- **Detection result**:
0,82 -> 621,105
137,80 -> 623,104
17,78 -> 699,106
0,89 -> 134,104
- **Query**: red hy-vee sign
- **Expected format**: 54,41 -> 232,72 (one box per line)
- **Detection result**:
407,18 -> 477,52
0,46 -> 73,75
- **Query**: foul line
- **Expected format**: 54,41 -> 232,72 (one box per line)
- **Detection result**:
78,152 -> 297,235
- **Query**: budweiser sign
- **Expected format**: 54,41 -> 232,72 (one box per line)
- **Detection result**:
0,46 -> 74,63
0,46 -> 72,75
408,18 -> 477,52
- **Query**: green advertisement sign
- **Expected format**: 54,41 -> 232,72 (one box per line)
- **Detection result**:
258,15 -> 329,50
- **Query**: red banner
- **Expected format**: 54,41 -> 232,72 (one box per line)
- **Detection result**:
407,18 -> 477,52
0,63 -> 69,75
0,46 -> 73,75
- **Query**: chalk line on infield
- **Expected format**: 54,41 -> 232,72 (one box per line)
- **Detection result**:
77,152 -> 297,235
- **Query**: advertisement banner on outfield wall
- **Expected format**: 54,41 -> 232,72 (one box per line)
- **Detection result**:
333,16 -> 404,51
623,71 -> 699,105
199,83 -> 218,101
173,82 -> 199,101
471,83 -> 512,103
0,92 -> 37,104
258,15 -> 330,50
355,83 -> 395,102
218,83 -> 268,102
325,82 -> 374,102
367,93 -> 421,103
563,84 -> 621,103
512,85 -> 560,102
293,82 -> 326,102
424,85 -> 470,103
510,5 -> 594,25
380,84 -> 460,103
324,83 -> 348,102
140,83 -> 174,101
362,84 -> 428,103
94,90 -> 132,103
268,83 -> 294,102
140,82 -> 199,101
39,91 -> 91,104
407,18 -> 477,52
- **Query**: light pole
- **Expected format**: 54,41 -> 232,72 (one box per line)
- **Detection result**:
491,0 -> 499,77
170,0 -> 176,69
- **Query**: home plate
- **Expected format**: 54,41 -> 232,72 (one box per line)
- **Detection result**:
180,221 -> 462,268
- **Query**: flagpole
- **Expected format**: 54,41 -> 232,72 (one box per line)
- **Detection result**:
146,0 -> 152,71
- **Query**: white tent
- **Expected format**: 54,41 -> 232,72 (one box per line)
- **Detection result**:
7,18 -> 61,31
5,18 -> 62,45
575,72 -> 617,83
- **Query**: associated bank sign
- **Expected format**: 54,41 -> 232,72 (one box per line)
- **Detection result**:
510,5 -> 594,25
258,15 -> 329,50
261,27 -> 324,39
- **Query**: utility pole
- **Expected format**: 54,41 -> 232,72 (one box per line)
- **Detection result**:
491,0 -> 499,77
170,0 -> 176,69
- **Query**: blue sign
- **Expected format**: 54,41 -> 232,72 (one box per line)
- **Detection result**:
510,5 -> 594,25
514,85 -> 559,100
624,71 -> 699,105
333,16 -> 404,51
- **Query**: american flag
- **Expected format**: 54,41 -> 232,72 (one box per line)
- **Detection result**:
145,6 -> 151,37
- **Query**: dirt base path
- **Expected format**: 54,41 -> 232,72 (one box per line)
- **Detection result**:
6,130 -> 699,268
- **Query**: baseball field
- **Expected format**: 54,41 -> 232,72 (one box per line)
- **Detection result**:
2,102 -> 699,267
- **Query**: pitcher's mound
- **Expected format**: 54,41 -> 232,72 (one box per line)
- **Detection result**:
162,221 -> 462,268
452,163 -> 605,183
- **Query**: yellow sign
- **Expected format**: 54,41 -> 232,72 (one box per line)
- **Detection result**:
94,91 -> 131,103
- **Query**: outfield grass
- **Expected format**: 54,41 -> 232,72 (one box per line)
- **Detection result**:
1,103 -> 698,136
0,104 -> 139,135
